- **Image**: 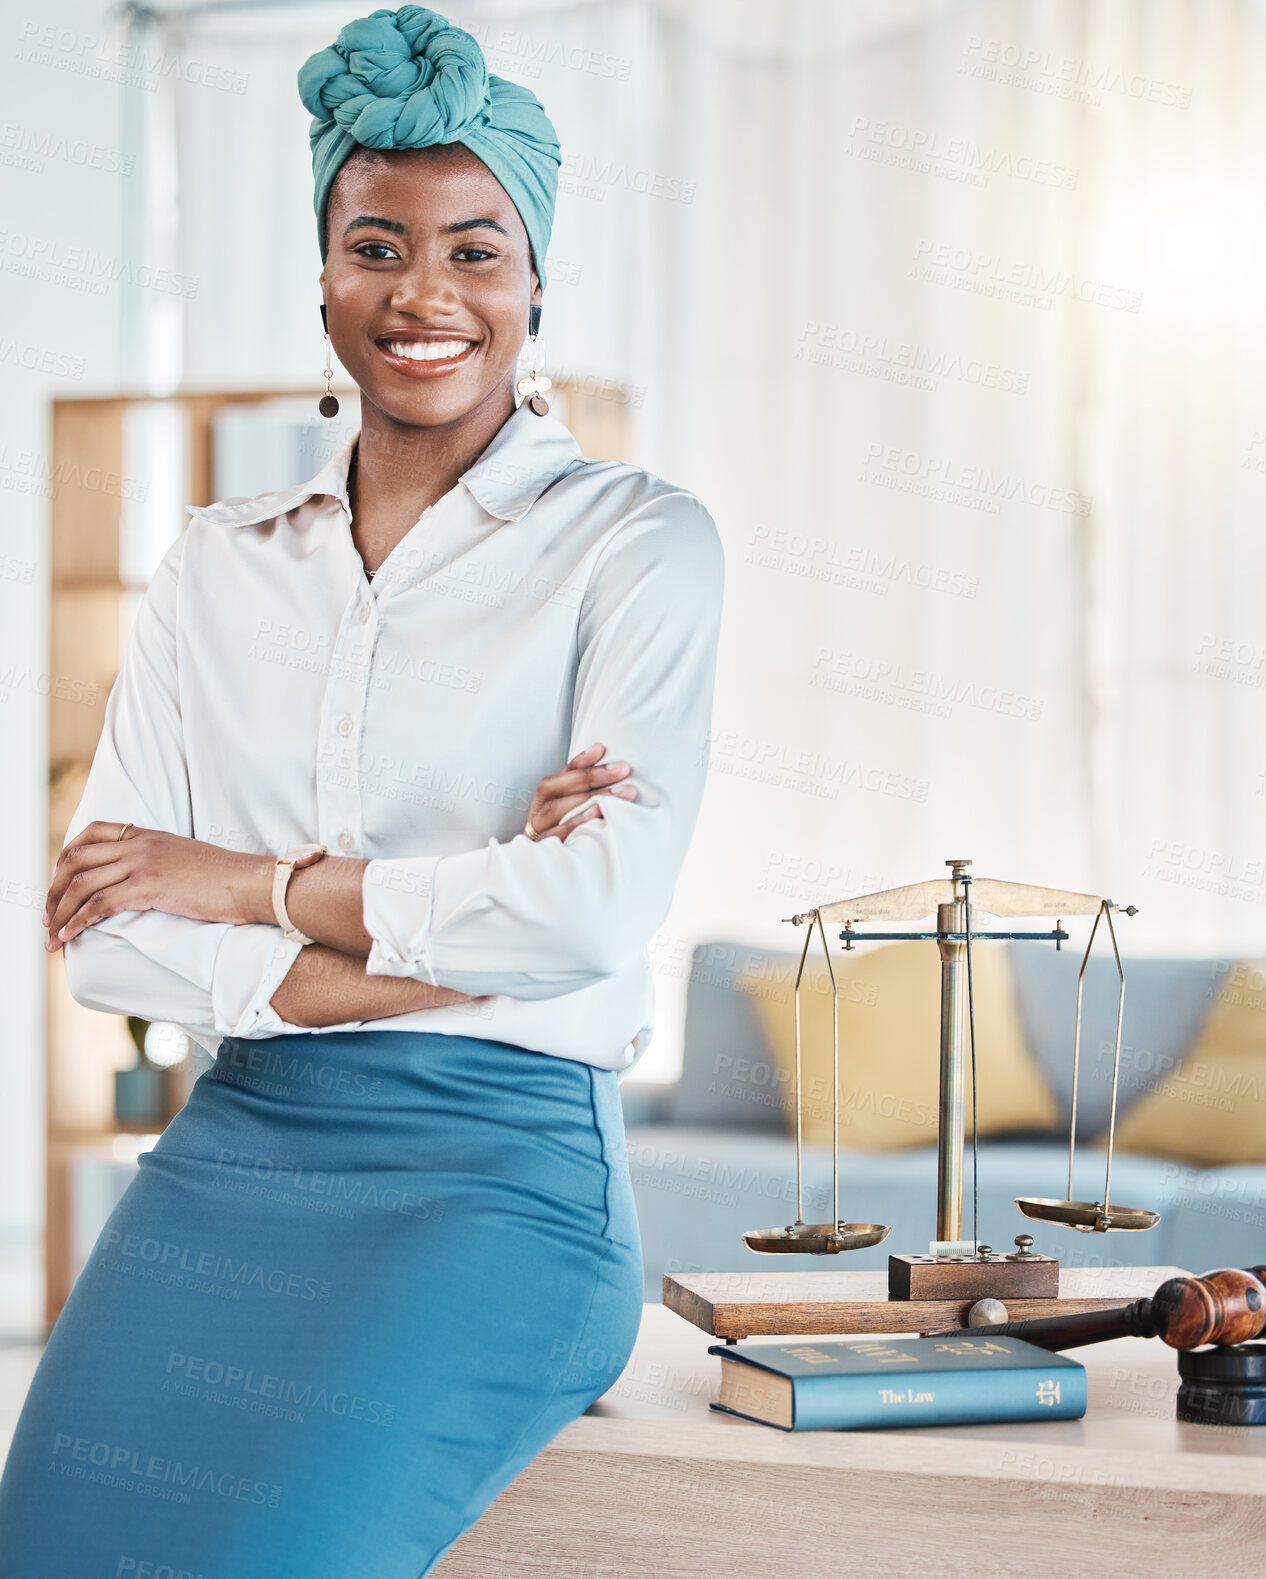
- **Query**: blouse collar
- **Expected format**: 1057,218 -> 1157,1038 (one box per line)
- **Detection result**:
186,399 -> 585,530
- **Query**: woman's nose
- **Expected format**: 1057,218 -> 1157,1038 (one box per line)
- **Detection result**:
389,256 -> 461,318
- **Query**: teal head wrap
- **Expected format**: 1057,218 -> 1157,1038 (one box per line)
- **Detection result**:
298,5 -> 560,288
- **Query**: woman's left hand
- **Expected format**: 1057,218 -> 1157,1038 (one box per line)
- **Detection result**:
43,821 -> 267,951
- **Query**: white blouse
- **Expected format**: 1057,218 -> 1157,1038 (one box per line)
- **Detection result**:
61,399 -> 725,1077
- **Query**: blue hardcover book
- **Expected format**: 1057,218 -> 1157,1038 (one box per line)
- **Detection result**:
707,1333 -> 1086,1431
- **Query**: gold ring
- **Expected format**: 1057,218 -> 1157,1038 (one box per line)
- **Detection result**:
117,822 -> 134,841
524,819 -> 540,841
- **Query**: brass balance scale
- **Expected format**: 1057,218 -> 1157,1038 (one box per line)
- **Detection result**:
663,860 -> 1172,1340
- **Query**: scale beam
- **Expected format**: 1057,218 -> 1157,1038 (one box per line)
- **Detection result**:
839,929 -> 1068,945
814,876 -> 1108,924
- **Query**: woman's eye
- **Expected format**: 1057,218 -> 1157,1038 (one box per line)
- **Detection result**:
353,241 -> 400,261
453,246 -> 497,263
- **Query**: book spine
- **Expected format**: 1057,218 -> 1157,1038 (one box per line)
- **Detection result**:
795,1367 -> 1086,1430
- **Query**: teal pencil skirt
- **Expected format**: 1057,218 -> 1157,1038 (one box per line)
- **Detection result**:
0,1030 -> 644,1577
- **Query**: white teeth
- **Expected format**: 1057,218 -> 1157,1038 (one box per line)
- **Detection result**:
383,340 -> 473,362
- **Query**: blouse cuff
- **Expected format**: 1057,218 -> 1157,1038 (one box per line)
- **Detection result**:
362,856 -> 441,983
210,923 -> 306,1037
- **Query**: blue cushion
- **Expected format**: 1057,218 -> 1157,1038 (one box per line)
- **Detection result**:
669,941 -> 790,1130
1006,944 -> 1225,1139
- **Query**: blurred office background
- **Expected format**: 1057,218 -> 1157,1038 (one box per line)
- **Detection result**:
4,0 -> 1265,1337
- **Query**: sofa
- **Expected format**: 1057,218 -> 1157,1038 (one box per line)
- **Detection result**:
618,940 -> 1266,1302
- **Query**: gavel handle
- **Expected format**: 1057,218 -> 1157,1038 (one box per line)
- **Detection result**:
978,1298 -> 1158,1352
974,1264 -> 1266,1353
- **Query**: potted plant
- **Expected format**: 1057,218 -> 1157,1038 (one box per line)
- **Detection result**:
113,1016 -> 169,1127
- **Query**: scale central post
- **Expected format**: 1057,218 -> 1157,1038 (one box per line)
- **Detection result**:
935,872 -> 971,1245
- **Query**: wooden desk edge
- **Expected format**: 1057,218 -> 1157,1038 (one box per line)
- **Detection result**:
556,1413 -> 1266,1498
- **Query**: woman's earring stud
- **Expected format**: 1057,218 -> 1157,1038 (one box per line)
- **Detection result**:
318,303 -> 340,419
516,302 -> 551,416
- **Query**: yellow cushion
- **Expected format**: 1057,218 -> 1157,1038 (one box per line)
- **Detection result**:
737,940 -> 1061,1151
1113,959 -> 1266,1166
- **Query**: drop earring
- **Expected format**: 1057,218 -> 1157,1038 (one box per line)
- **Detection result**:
515,301 -> 551,416
318,303 -> 339,418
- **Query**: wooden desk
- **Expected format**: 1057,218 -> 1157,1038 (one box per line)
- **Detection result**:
437,1302 -> 1266,1578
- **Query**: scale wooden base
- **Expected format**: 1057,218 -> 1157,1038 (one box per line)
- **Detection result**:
662,1266 -> 1185,1341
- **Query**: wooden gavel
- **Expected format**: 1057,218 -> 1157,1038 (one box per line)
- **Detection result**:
967,1265 -> 1266,1353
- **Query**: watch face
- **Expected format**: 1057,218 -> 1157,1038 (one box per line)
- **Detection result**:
291,843 -> 328,868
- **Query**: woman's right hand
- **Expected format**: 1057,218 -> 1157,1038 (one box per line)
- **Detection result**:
525,742 -> 637,842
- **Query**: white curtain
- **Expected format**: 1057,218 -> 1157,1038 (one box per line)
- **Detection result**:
149,0 -> 1266,1076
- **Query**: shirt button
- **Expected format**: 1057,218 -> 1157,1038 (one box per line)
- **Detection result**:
337,716 -> 354,737
338,831 -> 356,853
358,603 -> 371,623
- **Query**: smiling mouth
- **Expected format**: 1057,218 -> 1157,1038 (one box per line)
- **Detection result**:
375,337 -> 479,377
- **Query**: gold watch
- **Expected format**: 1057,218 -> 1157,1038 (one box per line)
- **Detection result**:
272,842 -> 328,945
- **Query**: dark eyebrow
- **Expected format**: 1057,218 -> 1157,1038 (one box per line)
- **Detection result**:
345,215 -> 407,237
343,215 -> 510,241
441,217 -> 510,238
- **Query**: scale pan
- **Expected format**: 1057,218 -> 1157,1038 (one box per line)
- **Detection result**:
742,1222 -> 891,1256
1016,1197 -> 1161,1233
